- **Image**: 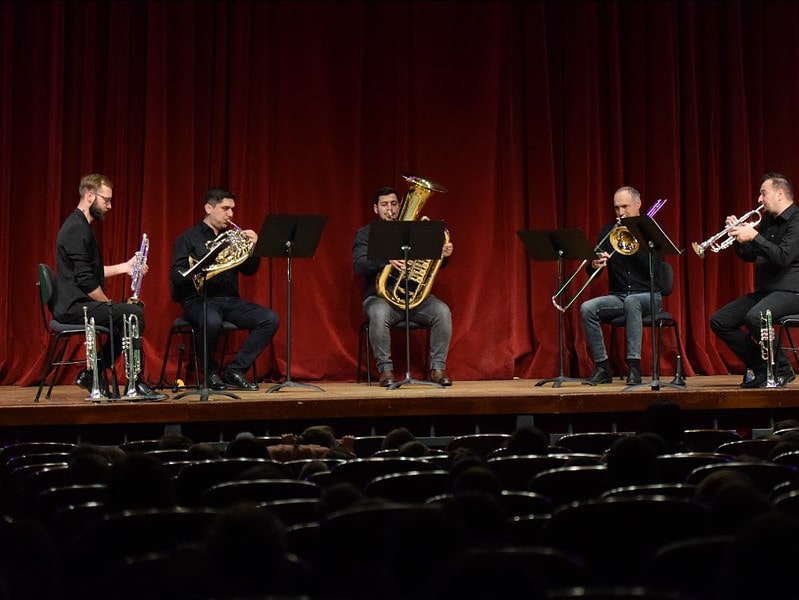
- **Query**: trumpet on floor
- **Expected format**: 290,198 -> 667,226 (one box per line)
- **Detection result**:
760,309 -> 780,388
692,205 -> 764,258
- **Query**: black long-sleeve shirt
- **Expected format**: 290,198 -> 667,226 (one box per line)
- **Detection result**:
53,209 -> 105,320
170,221 -> 261,304
734,202 -> 799,292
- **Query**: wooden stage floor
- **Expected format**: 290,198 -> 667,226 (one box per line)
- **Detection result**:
3,375 -> 799,445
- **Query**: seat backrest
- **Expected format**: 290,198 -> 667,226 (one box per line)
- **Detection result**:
37,263 -> 57,329
658,261 -> 674,296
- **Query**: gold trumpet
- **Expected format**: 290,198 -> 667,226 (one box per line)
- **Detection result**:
692,205 -> 764,257
551,198 -> 667,313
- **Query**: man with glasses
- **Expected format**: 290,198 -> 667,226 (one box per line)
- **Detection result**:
54,173 -> 167,401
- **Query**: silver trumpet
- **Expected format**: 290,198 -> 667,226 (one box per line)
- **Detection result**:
692,205 -> 764,258
83,306 -> 107,402
122,313 -> 145,400
760,309 -> 780,388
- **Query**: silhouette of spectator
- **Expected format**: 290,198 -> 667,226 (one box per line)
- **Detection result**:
637,399 -> 691,452
267,425 -> 355,460
0,515 -> 60,600
380,427 -> 415,451
452,465 -> 503,496
693,469 -> 774,535
158,433 -> 194,450
187,442 -> 222,460
437,490 -> 508,547
225,434 -> 269,459
397,440 -> 430,457
772,418 -> 799,434
317,482 -> 365,517
106,452 -> 176,510
66,449 -> 112,484
298,460 -> 331,482
205,503 -> 307,597
502,425 -> 549,455
604,434 -> 658,487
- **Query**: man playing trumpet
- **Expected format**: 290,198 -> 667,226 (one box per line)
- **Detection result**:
580,186 -> 663,385
710,173 -> 799,388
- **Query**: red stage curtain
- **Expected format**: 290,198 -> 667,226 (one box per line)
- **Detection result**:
2,1 -> 799,385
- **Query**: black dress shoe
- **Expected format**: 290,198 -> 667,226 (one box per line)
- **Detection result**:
741,372 -> 767,388
132,379 -> 168,401
626,364 -> 642,385
584,365 -> 612,385
75,368 -> 109,397
771,370 -> 796,388
207,373 -> 227,391
224,369 -> 258,391
379,370 -> 395,387
430,369 -> 452,386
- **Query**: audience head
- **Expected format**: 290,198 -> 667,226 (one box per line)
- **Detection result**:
638,400 -> 687,452
187,442 -> 222,460
604,434 -> 658,487
317,482 -> 365,517
225,436 -> 269,459
158,433 -> 194,450
300,425 -> 336,448
397,440 -> 430,457
503,425 -> 549,455
381,427 -> 415,451
106,452 -> 176,510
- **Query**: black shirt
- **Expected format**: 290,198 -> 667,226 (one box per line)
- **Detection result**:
53,209 -> 104,320
735,202 -> 799,292
588,220 -> 662,294
170,221 -> 261,303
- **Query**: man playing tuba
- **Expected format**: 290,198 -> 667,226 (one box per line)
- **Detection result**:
352,184 -> 454,387
170,187 -> 280,391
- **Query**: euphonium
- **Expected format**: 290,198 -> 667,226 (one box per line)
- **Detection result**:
188,221 -> 254,291
127,233 -> 149,304
376,174 -> 449,310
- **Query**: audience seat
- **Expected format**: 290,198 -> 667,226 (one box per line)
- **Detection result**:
652,452 -> 734,484
715,438 -> 781,460
325,457 -> 435,491
364,470 -> 451,503
556,432 -> 628,454
528,465 -> 610,508
487,454 -> 570,491
685,461 -> 797,495
200,478 -> 322,507
174,458 -> 290,505
682,429 -> 741,452
446,433 -> 511,458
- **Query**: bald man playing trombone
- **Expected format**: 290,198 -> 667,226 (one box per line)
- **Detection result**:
579,186 -> 664,386
710,173 -> 799,388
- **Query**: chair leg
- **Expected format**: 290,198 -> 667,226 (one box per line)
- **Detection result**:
664,320 -> 686,386
34,337 -> 61,402
365,324 -> 372,386
356,324 -> 365,384
781,326 -> 799,372
156,328 -> 177,390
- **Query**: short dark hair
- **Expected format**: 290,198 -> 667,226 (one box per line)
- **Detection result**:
205,187 -> 236,206
374,187 -> 399,204
762,173 -> 794,200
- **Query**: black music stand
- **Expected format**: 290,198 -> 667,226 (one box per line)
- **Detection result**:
518,229 -> 596,387
619,216 -> 684,392
255,214 -> 327,393
367,219 -> 446,390
173,238 -> 240,402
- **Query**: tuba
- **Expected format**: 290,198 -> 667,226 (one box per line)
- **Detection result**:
376,174 -> 449,310
187,221 -> 254,291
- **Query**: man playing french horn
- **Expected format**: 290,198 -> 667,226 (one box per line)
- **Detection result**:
710,173 -> 799,388
55,173 -> 167,401
170,187 -> 279,391
352,184 -> 454,387
580,186 -> 663,386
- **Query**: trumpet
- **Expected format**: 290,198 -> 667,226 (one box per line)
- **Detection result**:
551,198 -> 667,313
760,309 -> 780,388
122,313 -> 144,400
83,306 -> 107,402
692,205 -> 764,258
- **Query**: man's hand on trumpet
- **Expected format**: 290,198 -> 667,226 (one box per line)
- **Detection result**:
726,214 -> 759,243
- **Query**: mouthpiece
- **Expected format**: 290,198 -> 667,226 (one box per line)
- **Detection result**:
387,209 -> 394,219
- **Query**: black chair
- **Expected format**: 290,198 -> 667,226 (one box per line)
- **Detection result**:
364,470 -> 451,503
446,433 -> 511,458
143,449 -> 191,462
0,441 -> 78,468
259,498 -> 322,526
357,320 -> 431,385
528,465 -> 610,508
556,432 -> 628,455
775,313 -> 799,371
174,458 -> 290,505
34,263 -> 117,401
35,483 -> 108,519
603,262 -> 686,384
546,587 -> 698,599
200,478 -> 322,507
652,452 -> 734,484
2,452 -> 72,484
352,435 -> 387,457
685,461 -> 797,494
119,439 -> 162,453
155,316 -> 257,389
326,457 -> 435,491
646,535 -> 734,599
682,428 -> 741,452
715,438 -> 780,460
487,454 -> 570,491
545,496 -> 708,586
600,483 -> 697,500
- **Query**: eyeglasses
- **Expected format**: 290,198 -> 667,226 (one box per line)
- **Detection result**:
94,192 -> 112,204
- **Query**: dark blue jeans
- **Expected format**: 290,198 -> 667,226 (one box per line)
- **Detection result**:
183,296 -> 279,373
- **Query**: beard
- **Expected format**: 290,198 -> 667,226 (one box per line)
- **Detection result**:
89,200 -> 105,220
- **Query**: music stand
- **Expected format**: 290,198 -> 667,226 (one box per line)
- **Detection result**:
254,214 -> 327,393
619,215 -> 685,392
173,238 -> 240,402
367,219 -> 446,390
518,229 -> 597,387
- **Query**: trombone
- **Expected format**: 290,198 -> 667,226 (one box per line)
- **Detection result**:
551,198 -> 667,313
691,205 -> 764,258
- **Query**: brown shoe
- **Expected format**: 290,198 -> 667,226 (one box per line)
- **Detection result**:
379,370 -> 395,387
430,369 -> 452,386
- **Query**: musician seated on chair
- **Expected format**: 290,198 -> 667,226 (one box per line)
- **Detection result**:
352,185 -> 454,387
579,186 -> 663,386
54,173 -> 167,401
710,173 -> 799,388
170,187 -> 280,391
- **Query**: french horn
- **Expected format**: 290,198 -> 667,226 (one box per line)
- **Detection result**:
187,221 -> 254,291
